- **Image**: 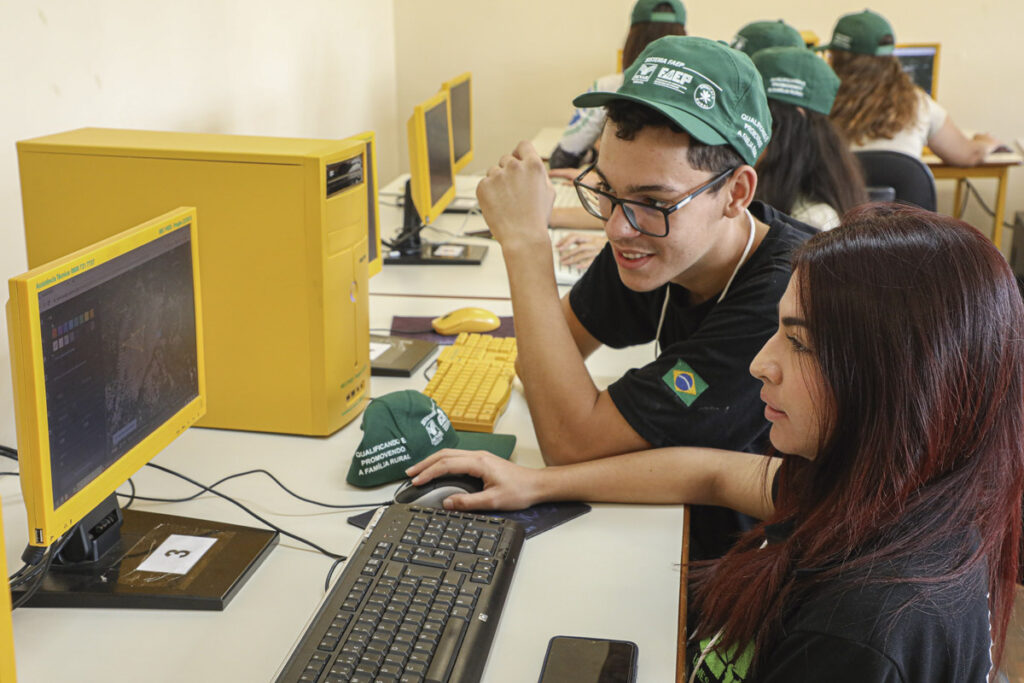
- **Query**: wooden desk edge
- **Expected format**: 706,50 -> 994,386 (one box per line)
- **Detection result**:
676,505 -> 690,682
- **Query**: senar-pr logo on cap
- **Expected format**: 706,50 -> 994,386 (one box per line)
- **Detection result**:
573,36 -> 773,166
347,390 -> 458,488
730,19 -> 805,57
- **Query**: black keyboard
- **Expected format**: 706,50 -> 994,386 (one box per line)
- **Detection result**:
276,504 -> 525,683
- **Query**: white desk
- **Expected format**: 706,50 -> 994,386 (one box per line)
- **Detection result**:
1,296 -> 682,682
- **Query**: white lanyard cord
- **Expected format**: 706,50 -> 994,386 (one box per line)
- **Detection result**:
655,209 -> 756,359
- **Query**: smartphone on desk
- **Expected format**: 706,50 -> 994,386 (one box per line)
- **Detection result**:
538,636 -> 638,683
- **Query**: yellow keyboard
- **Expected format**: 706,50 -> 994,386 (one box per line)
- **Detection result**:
423,333 -> 517,432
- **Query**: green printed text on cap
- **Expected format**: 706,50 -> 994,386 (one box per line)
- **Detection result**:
573,36 -> 772,166
631,0 -> 686,25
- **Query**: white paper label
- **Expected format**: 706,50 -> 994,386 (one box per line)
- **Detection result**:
433,244 -> 465,258
136,534 -> 217,575
369,341 -> 391,361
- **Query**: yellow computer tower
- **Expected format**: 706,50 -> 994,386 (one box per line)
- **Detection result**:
17,128 -> 381,436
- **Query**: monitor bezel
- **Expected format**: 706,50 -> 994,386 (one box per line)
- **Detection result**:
441,71 -> 474,173
7,206 -> 206,548
406,89 -> 456,226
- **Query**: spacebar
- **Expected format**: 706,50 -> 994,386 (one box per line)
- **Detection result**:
425,616 -> 468,683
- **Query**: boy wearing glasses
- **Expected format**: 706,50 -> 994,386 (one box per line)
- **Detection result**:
477,37 -> 814,558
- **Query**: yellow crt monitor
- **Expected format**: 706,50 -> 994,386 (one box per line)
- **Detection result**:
7,208 -> 206,548
441,72 -> 473,174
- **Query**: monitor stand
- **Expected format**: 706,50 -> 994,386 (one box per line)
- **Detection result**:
13,494 -> 278,610
383,180 -> 487,265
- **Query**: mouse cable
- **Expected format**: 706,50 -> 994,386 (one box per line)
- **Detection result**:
138,462 -> 353,561
0,446 -> 17,461
129,465 -> 392,511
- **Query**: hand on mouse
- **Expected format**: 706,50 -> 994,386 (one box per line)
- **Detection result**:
406,448 -> 543,511
477,141 -> 554,253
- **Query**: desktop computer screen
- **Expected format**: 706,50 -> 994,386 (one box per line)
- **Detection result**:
893,43 -> 940,97
6,207 -> 277,609
442,72 -> 473,173
385,90 -> 486,265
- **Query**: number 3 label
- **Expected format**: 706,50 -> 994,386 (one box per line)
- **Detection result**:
137,534 -> 217,575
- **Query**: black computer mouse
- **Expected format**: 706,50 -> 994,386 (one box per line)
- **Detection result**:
393,474 -> 485,508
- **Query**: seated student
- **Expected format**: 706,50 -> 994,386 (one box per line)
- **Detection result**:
730,19 -> 805,57
408,204 -> 1024,680
548,0 -> 687,171
823,9 -> 1001,165
752,47 -> 867,229
475,36 -> 815,559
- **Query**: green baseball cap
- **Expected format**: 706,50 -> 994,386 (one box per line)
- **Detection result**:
631,0 -> 686,25
573,35 -> 773,166
818,9 -> 895,56
753,46 -> 840,115
731,20 -> 805,57
347,390 -> 516,488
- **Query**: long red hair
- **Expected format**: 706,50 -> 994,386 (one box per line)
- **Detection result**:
689,204 -> 1024,675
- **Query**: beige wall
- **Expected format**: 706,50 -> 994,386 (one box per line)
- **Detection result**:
394,0 -> 1024,250
0,0 -> 400,362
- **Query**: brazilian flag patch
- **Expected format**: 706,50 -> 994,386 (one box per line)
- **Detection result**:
662,360 -> 708,407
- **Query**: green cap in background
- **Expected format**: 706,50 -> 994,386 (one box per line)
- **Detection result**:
573,35 -> 772,166
818,9 -> 895,56
731,20 -> 805,57
347,390 -> 516,488
631,0 -> 686,25
753,46 -> 840,115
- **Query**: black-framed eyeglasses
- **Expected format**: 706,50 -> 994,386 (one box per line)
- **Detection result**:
572,164 -> 736,237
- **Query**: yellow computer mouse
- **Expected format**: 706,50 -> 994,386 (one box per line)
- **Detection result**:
431,307 -> 501,335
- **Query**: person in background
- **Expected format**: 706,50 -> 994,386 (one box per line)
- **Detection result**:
824,9 -> 1002,165
730,19 -> 805,57
752,47 -> 867,229
548,0 -> 687,268
408,204 -> 1024,681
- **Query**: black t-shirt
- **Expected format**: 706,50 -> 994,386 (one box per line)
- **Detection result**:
569,201 -> 815,558
687,526 -> 994,682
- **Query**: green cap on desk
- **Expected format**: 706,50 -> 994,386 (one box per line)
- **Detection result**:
631,0 -> 686,25
573,36 -> 772,166
730,20 -> 805,57
817,9 -> 895,56
753,47 -> 840,115
348,390 -> 516,487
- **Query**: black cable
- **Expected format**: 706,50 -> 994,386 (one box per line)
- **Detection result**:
126,466 -> 390,511
0,472 -> 18,478
324,557 -> 347,592
141,462 -> 361,560
11,531 -> 74,610
0,446 -> 17,461
962,179 -> 1016,229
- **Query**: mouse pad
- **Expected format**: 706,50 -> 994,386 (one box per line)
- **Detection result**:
346,501 -> 591,539
390,315 -> 514,345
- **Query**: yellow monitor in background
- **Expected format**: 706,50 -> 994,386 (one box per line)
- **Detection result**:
801,29 -> 819,48
617,48 -> 624,73
441,72 -> 473,174
6,207 -> 276,609
17,128 -> 373,436
893,43 -> 940,98
385,91 -> 487,265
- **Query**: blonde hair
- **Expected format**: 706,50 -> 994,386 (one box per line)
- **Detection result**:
828,51 -> 920,145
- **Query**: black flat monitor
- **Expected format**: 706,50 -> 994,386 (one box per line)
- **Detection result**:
893,43 -> 940,97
